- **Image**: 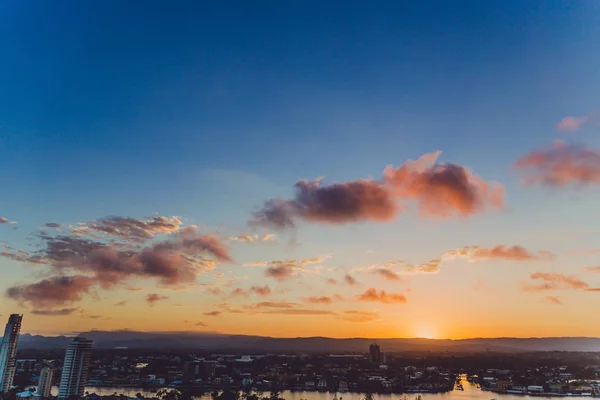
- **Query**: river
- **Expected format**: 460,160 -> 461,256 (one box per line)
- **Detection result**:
48,378 -> 564,400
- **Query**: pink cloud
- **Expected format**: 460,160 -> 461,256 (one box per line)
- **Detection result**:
252,151 -> 505,228
515,141 -> 600,186
522,272 -> 589,292
6,276 -> 95,308
545,296 -> 562,305
384,151 -> 505,218
146,293 -> 168,305
557,116 -> 590,132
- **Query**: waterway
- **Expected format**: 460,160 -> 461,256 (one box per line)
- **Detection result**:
49,377 -> 566,400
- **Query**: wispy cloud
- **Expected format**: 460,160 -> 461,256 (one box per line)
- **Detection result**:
340,310 -> 380,323
146,293 -> 168,305
515,141 -> 600,187
260,309 -> 336,316
203,311 -> 222,317
303,296 -> 334,304
357,288 -> 407,304
32,307 -> 80,316
545,296 -> 562,305
445,245 -> 554,262
372,268 -> 403,281
522,272 -> 589,292
556,115 -> 594,132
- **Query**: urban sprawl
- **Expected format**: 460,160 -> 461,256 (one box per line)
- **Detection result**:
2,315 -> 600,400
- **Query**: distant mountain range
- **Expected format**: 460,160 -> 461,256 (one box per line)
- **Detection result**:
17,331 -> 600,353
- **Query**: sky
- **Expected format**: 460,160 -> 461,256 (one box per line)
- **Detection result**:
1,0 -> 600,339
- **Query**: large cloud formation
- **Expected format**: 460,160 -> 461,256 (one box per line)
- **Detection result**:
252,151 -> 504,229
515,141 -> 600,186
3,216 -> 231,311
7,276 -> 95,308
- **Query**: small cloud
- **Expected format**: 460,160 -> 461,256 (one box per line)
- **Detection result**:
515,141 -> 600,187
444,245 -> 554,262
206,287 -> 222,295
327,278 -> 337,285
260,309 -> 336,316
203,311 -> 222,317
195,321 -> 207,327
44,223 -> 61,228
344,274 -> 358,286
265,265 -> 295,282
114,301 -> 127,306
0,217 -> 7,224
522,272 -> 589,292
557,115 -> 590,132
250,284 -> 271,297
232,288 -> 248,296
340,310 -> 380,323
372,269 -> 403,281
252,301 -> 297,309
262,234 -> 276,242
230,234 -> 258,243
357,288 -> 407,304
303,296 -> 333,304
584,266 -> 600,273
545,296 -> 562,305
32,307 -> 80,316
146,293 -> 168,305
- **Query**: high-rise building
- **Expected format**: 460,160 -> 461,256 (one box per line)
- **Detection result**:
58,337 -> 92,399
369,343 -> 381,365
38,366 -> 55,398
0,314 -> 23,393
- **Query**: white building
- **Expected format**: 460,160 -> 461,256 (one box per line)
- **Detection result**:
58,337 -> 93,399
37,367 -> 55,398
317,380 -> 327,391
0,314 -> 23,393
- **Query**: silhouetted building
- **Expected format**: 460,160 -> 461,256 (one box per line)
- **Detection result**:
369,343 -> 382,364
183,360 -> 216,382
38,366 -> 55,398
0,314 -> 23,392
58,337 -> 92,399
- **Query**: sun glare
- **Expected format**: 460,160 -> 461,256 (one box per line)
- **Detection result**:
415,327 -> 437,339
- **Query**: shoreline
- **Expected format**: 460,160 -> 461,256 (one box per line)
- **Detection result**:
48,386 -> 596,399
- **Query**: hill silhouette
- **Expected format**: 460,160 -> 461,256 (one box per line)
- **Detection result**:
17,331 -> 600,353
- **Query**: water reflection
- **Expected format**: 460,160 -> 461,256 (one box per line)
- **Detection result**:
48,377 -> 560,400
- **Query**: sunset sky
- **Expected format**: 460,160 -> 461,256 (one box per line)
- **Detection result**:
1,1 -> 600,339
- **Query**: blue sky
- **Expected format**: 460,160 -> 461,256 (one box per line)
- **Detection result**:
1,1 -> 600,337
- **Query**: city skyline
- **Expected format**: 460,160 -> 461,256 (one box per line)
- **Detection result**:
1,1 -> 600,339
